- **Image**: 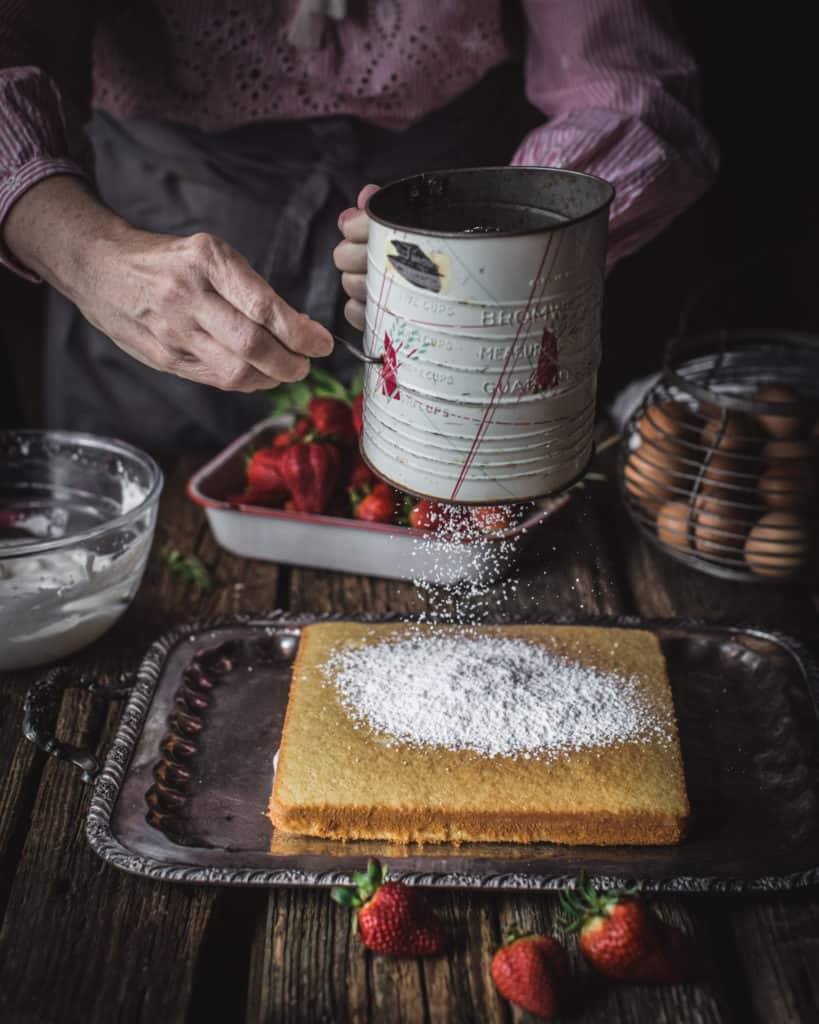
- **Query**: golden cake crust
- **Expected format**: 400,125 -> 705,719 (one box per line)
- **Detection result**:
268,623 -> 689,846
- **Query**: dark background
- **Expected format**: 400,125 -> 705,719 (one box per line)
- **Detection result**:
1,2 -> 811,429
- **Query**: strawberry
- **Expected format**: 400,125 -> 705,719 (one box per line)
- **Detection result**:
491,930 -> 570,1019
331,859 -> 445,956
245,447 -> 288,502
408,499 -> 469,537
270,416 -> 312,449
468,504 -> 517,534
408,499 -> 435,531
355,481 -> 397,523
351,393 -> 364,436
293,416 -> 313,439
308,397 -> 356,446
277,441 -> 341,514
347,453 -> 376,491
560,876 -> 697,984
224,485 -> 282,507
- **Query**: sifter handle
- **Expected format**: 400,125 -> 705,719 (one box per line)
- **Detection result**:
332,334 -> 383,365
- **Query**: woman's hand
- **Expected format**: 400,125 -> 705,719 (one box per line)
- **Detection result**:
333,183 -> 379,331
4,176 -> 333,392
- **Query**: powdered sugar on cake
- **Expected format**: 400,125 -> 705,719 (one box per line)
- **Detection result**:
325,633 -> 673,758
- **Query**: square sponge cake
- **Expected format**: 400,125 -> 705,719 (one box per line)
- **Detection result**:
268,622 -> 689,846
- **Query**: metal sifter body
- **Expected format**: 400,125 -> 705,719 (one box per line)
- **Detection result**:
357,167 -> 614,503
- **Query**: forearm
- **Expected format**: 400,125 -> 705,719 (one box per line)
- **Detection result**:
3,174 -> 133,300
4,172 -> 332,392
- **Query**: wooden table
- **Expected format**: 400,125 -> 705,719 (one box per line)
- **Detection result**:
1,456 -> 818,1024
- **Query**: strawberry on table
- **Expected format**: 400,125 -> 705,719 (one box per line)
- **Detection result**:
354,481 -> 397,523
331,859 -> 445,957
560,876 -> 697,984
491,929 -> 570,1019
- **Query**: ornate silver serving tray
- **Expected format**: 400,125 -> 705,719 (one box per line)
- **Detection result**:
23,613 -> 819,891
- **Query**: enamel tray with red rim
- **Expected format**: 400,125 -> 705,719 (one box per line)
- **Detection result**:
22,613 -> 819,891
186,418 -> 572,585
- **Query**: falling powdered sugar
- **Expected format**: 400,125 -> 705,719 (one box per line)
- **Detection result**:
326,632 -> 673,758
408,505 -> 528,624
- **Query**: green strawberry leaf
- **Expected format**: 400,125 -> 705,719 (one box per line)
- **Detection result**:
348,370 -> 364,399
309,365 -> 351,403
162,548 -> 213,591
367,858 -> 384,887
291,379 -> 313,412
268,387 -> 295,417
330,886 -> 360,908
267,379 -> 311,415
267,367 -> 354,414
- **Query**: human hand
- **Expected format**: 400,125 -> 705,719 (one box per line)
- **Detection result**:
333,183 -> 379,331
4,177 -> 333,392
81,229 -> 333,391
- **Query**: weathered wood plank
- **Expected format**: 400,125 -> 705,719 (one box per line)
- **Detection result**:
729,894 -> 819,1024
0,667 -> 45,925
245,872 -> 376,1023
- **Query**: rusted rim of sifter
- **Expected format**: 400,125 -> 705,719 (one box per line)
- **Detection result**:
366,166 -> 615,239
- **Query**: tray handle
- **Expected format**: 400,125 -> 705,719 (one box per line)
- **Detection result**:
22,666 -> 136,784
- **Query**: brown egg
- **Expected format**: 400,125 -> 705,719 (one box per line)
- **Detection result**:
624,444 -> 685,515
701,412 -> 761,453
762,438 -> 815,461
744,511 -> 810,577
636,400 -> 697,450
753,384 -> 804,439
698,453 -> 749,503
757,460 -> 816,508
693,499 -> 751,557
656,501 -> 691,549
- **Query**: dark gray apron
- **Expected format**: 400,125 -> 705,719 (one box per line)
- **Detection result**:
45,62 -> 535,452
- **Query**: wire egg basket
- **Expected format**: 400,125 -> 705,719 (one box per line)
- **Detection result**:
618,330 -> 819,582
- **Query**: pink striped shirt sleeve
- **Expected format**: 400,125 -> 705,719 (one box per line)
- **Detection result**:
514,0 -> 719,268
0,4 -> 92,280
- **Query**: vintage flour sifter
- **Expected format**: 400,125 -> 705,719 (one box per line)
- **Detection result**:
345,167 -> 614,503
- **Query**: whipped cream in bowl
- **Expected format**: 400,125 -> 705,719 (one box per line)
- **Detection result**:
0,431 -> 163,671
